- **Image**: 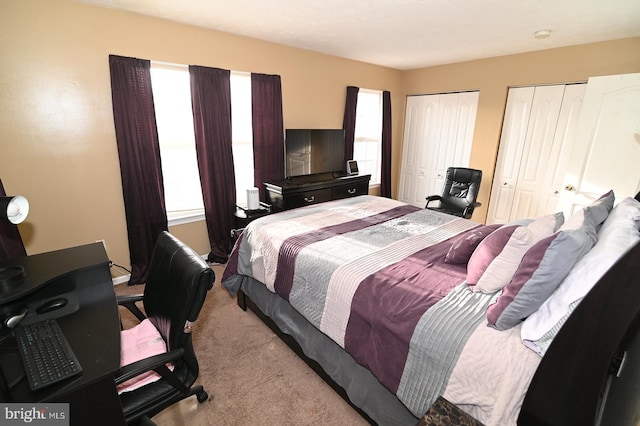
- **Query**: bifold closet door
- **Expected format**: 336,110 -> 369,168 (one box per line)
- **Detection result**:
487,83 -> 586,224
399,91 -> 478,208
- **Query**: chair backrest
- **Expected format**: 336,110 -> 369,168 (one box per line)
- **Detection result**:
440,167 -> 482,214
143,232 -> 214,352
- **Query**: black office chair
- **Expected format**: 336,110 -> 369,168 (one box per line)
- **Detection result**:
425,167 -> 482,219
114,231 -> 215,425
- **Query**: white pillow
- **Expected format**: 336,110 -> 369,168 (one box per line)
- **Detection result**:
521,197 -> 640,355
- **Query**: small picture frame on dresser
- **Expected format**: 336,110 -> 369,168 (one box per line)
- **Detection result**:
346,160 -> 359,175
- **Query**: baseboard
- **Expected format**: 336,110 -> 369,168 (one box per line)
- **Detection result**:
112,274 -> 131,286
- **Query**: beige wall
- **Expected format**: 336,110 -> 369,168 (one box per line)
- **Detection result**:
1,0 -> 639,280
399,37 -> 640,222
0,0 -> 402,275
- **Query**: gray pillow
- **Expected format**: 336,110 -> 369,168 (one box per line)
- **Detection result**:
486,191 -> 614,330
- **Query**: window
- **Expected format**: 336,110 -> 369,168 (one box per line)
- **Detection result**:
150,63 -> 204,224
230,72 -> 254,206
150,64 -> 254,225
353,89 -> 383,185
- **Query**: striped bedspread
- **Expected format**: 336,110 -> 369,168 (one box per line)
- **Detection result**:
222,196 -> 539,422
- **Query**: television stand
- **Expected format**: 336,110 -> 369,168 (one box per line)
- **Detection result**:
264,173 -> 371,212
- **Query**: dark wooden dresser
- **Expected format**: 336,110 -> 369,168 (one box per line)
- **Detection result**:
264,173 -> 371,212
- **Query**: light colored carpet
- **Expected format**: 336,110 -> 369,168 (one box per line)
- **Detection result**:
116,264 -> 368,426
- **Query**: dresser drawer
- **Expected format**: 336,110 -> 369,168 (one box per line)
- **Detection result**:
332,181 -> 369,199
264,174 -> 371,212
285,188 -> 332,209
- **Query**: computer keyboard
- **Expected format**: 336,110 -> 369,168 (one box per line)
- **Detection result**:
13,318 -> 83,391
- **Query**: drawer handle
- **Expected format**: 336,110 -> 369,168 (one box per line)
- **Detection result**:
304,196 -> 315,203
347,188 -> 356,194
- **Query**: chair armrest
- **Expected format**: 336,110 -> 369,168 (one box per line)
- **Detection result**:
117,294 -> 144,305
462,202 -> 482,219
425,195 -> 443,208
117,294 -> 146,322
113,348 -> 184,386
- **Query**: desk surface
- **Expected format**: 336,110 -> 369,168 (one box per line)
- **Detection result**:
0,243 -> 110,305
0,244 -> 124,425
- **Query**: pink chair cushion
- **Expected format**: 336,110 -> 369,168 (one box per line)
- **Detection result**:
117,318 -> 174,394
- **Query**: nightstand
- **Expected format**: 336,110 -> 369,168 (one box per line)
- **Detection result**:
233,203 -> 271,232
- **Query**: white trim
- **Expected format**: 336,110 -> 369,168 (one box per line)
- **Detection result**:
112,274 -> 131,286
150,60 -> 188,71
358,87 -> 383,95
168,212 -> 205,226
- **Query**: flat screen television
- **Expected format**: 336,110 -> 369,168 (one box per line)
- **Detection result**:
285,129 -> 345,178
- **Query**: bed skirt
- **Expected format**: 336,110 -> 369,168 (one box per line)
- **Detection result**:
235,274 -> 419,426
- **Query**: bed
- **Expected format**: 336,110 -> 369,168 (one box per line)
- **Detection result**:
221,194 -> 640,425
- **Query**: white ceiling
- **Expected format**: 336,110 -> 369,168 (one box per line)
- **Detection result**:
79,0 -> 640,70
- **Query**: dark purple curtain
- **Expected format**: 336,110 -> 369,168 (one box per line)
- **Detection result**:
0,179 -> 27,261
109,55 -> 168,285
190,65 -> 236,263
381,91 -> 392,198
342,86 -> 360,167
251,73 -> 284,200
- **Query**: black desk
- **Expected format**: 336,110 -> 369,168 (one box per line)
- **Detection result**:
0,243 -> 125,425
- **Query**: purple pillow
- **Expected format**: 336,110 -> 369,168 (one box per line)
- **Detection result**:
444,224 -> 501,264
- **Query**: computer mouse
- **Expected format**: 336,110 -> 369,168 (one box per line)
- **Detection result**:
36,298 -> 68,314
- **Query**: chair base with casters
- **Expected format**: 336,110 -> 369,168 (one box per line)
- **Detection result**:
114,231 -> 215,425
425,167 -> 482,220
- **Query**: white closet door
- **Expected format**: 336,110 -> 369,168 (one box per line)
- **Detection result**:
487,87 -> 535,224
399,95 -> 440,206
399,91 -> 478,208
432,92 -> 478,194
558,73 -> 640,215
487,83 -> 586,224
509,85 -> 565,219
538,83 -> 587,216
